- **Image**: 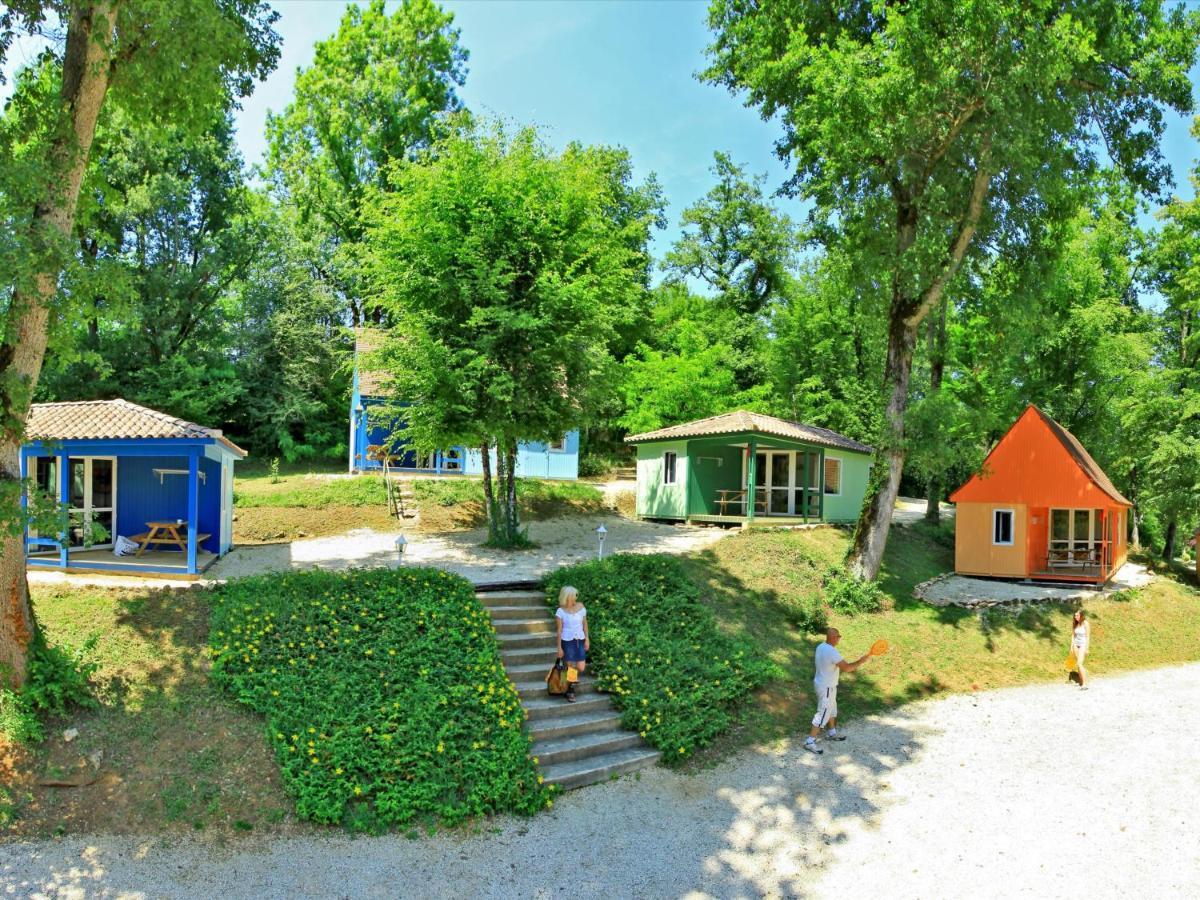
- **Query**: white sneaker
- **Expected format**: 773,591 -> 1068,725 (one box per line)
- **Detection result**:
825,730 -> 847,742
803,740 -> 823,755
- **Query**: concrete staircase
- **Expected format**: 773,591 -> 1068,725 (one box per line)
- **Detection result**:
477,586 -> 660,790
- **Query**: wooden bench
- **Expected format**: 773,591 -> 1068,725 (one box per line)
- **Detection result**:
130,522 -> 211,556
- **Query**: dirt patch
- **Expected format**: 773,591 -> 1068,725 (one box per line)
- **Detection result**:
234,505 -> 398,543
4,586 -> 298,838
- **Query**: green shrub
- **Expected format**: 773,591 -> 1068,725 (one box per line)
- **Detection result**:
210,567 -> 550,827
577,454 -> 613,478
24,633 -> 100,716
544,555 -> 778,763
822,567 -> 888,614
780,591 -> 829,633
0,688 -> 43,745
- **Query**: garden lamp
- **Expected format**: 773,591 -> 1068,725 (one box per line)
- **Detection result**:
395,534 -> 408,564
596,523 -> 607,560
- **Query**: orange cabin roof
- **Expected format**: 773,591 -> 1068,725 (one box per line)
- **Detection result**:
949,406 -> 1131,508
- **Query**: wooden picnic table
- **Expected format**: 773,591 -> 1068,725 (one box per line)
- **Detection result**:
131,521 -> 209,556
715,489 -> 767,517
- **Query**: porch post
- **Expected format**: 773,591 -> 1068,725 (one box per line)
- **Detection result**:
187,449 -> 199,574
818,448 -> 825,522
58,448 -> 69,567
18,449 -> 29,556
800,450 -> 808,524
746,439 -> 757,524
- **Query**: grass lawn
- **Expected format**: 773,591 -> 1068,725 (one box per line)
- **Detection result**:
412,478 -> 605,532
2,584 -> 294,837
233,471 -> 395,542
681,521 -> 1200,757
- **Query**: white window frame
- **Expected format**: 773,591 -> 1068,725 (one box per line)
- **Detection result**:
662,451 -> 677,485
823,455 -> 842,496
992,508 -> 1015,546
548,435 -> 567,452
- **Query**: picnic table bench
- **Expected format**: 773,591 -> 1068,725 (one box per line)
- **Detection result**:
714,489 -> 767,517
130,521 -> 209,556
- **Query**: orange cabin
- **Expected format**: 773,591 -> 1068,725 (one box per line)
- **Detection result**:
949,406 -> 1131,583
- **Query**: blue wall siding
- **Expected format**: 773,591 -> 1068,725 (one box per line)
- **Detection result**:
116,455 -> 220,554
461,431 -> 580,480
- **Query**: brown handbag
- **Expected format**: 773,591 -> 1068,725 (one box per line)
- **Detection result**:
545,657 -> 568,695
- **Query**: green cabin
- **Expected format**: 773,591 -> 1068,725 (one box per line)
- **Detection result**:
626,410 -> 873,525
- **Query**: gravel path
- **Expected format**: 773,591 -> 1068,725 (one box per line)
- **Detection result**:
4,664 -> 1198,898
918,562 -> 1155,608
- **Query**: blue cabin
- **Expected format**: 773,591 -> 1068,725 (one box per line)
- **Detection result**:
348,329 -> 580,480
21,399 -> 245,578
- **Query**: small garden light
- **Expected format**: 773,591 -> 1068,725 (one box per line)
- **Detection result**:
596,523 -> 607,560
395,534 -> 408,564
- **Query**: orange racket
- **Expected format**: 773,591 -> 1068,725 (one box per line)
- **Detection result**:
870,639 -> 890,657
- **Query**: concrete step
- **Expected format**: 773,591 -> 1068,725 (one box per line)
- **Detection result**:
500,646 -> 559,668
514,677 -> 596,700
523,693 -> 609,722
493,618 -> 555,635
497,631 -> 558,651
476,590 -> 546,608
540,746 -> 661,790
488,605 -> 552,621
504,658 -> 564,676
532,729 -> 642,767
527,708 -> 623,742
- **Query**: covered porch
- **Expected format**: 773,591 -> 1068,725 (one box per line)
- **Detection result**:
683,433 -> 829,525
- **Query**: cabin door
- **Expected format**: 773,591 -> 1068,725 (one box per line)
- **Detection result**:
66,457 -> 117,549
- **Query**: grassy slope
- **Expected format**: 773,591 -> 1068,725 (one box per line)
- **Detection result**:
684,522 -> 1200,752
411,478 -> 605,532
4,585 -> 293,836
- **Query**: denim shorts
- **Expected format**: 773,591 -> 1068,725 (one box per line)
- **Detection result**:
560,638 -> 587,663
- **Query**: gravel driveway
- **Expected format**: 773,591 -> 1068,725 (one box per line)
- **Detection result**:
4,663 -> 1198,898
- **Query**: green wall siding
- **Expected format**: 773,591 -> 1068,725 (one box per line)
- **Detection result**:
687,441 -> 744,516
822,450 -> 871,522
636,441 -> 689,518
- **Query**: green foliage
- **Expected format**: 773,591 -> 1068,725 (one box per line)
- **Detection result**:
411,478 -> 602,511
0,688 -> 43,745
269,458 -> 281,484
209,567 -> 550,826
22,633 -> 100,718
822,568 -> 888,615
367,120 -> 663,545
543,554 -> 778,762
576,454 -> 613,479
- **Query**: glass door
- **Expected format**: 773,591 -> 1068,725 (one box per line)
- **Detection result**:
769,452 -> 792,514
1049,508 -> 1104,566
66,457 -> 116,549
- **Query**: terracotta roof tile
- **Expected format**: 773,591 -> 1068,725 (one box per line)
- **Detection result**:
625,410 -> 873,454
27,400 -> 246,457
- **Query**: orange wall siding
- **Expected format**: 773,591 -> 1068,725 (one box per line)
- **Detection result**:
955,502 -> 1028,578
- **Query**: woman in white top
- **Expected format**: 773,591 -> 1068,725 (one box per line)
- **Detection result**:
1070,609 -> 1091,690
555,585 -> 589,703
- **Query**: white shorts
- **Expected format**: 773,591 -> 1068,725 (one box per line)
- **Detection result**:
812,684 -> 838,728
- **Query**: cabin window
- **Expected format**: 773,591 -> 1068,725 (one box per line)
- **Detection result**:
548,435 -> 567,452
993,509 -> 1015,546
823,457 -> 842,495
663,451 -> 677,485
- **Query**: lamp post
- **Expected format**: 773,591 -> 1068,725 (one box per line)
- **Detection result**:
395,534 -> 408,565
596,523 -> 607,560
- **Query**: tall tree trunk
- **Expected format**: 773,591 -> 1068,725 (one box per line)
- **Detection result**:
490,442 -> 508,544
1163,518 -> 1177,563
924,294 -> 948,524
847,134 -> 992,581
505,439 -> 519,541
1131,506 -> 1141,551
479,440 -> 495,536
0,2 -> 119,688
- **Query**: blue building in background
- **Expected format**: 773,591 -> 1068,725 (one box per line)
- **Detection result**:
21,399 -> 245,578
348,329 -> 580,480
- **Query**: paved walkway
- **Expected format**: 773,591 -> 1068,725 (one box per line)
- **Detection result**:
4,664 -> 1198,898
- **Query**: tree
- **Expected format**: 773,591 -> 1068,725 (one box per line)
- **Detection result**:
0,0 -> 279,687
265,0 -> 467,326
705,0 -> 1199,579
366,122 -> 661,546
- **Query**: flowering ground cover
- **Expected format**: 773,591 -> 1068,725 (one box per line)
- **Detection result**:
544,555 -> 778,763
210,567 -> 551,828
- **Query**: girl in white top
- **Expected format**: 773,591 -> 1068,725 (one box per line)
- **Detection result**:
555,585 -> 589,702
1070,609 -> 1091,690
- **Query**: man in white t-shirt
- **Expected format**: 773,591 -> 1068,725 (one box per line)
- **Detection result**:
804,627 -> 870,755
